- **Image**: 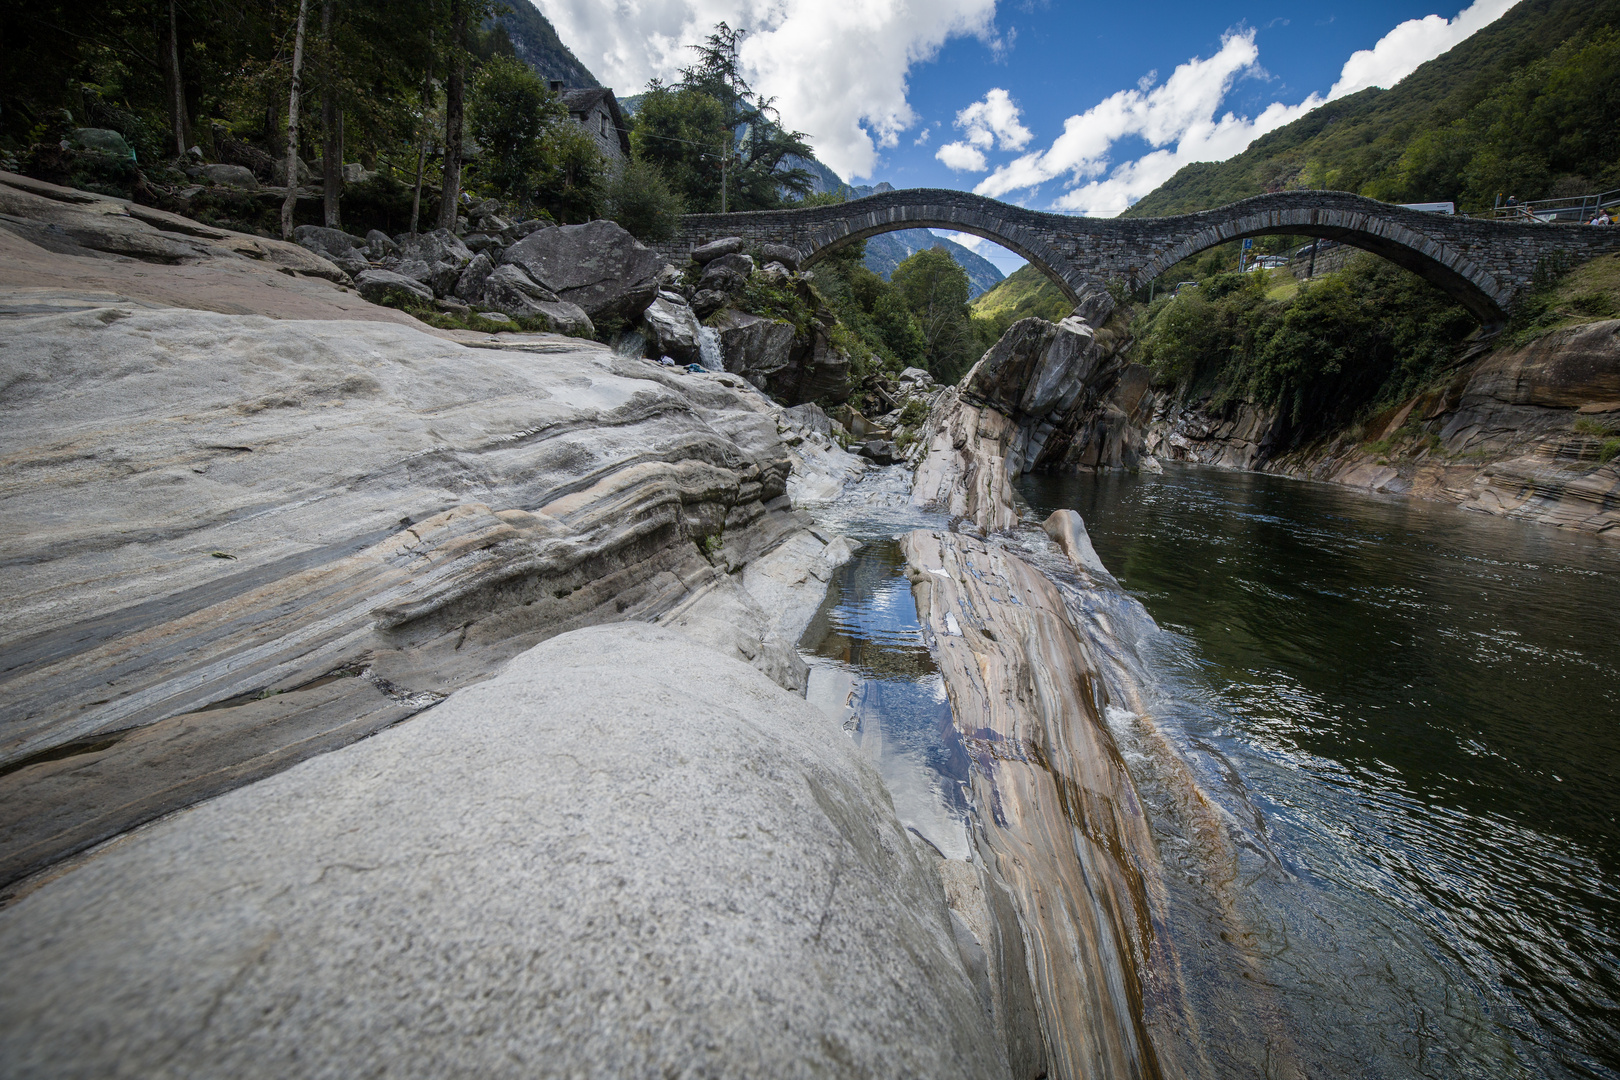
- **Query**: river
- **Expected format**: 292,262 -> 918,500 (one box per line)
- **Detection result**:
1019,465 -> 1620,1080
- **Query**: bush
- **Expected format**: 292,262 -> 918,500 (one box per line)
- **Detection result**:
599,159 -> 686,241
1135,253 -> 1474,442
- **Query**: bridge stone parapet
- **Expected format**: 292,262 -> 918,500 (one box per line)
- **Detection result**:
661,189 -> 1620,323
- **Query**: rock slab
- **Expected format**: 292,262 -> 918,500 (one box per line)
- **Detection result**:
0,623 -> 1008,1080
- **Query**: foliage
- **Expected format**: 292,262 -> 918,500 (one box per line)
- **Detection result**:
598,158 -> 686,241
532,119 -> 606,224
468,55 -> 563,206
1135,254 -> 1474,441
1126,0 -> 1620,217
890,247 -> 978,384
1507,252 -> 1620,344
812,242 -> 924,374
628,23 -> 813,213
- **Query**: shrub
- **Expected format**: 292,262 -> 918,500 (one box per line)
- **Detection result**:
599,158 -> 686,242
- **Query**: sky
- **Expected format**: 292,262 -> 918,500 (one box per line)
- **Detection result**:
533,0 -> 1517,274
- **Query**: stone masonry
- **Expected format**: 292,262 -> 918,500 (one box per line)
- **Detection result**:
662,189 -> 1620,323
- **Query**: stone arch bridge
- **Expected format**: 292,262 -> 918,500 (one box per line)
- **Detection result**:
662,188 -> 1620,323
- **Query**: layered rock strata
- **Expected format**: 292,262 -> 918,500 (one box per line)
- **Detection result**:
0,306 -> 805,888
1147,320 -> 1620,535
900,529 -> 1175,1080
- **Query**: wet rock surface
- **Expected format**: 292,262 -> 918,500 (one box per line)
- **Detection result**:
0,623 -> 1009,1080
902,529 -> 1170,1080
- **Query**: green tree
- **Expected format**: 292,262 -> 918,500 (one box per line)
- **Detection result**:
599,157 -> 686,241
891,247 -> 976,383
628,22 -> 813,213
534,120 -> 605,223
468,55 -> 562,206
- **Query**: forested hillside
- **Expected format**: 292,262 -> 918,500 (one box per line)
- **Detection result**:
497,1 -> 600,88
1126,0 -> 1620,217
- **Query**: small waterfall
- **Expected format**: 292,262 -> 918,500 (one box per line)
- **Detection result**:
611,330 -> 647,359
697,327 -> 724,371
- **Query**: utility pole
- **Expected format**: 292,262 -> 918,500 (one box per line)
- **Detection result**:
719,131 -> 732,214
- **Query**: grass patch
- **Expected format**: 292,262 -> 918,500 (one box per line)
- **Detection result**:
1509,252 -> 1620,345
1600,438 -> 1620,465
1574,415 -> 1616,436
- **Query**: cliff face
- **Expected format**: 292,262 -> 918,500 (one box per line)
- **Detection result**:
1142,322 -> 1620,536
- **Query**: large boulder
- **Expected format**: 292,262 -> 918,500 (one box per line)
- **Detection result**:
963,316 -> 1101,420
354,268 -> 433,307
71,128 -> 134,159
712,309 -> 795,386
272,155 -> 313,187
698,252 -> 755,295
482,264 -> 593,335
363,229 -> 399,261
759,243 -> 803,272
453,251 -> 496,304
642,294 -> 703,363
292,225 -> 368,278
500,219 -> 663,325
0,624 -> 1006,1079
387,228 -> 474,298
201,163 -> 258,189
690,236 -> 744,263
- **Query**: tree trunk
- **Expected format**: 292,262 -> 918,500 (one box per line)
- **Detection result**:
280,0 -> 311,239
436,0 -> 466,232
320,0 -> 341,227
165,0 -> 189,157
410,40 -> 434,235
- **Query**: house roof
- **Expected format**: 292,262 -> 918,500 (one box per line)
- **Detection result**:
560,88 -> 632,158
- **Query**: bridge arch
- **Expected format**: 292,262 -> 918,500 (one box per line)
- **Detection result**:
790,202 -> 1087,305
1131,202 -> 1509,322
665,189 -> 1620,326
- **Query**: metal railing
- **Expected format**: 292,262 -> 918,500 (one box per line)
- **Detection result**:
1490,189 -> 1620,223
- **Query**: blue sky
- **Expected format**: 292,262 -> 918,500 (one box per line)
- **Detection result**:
537,0 -> 1516,272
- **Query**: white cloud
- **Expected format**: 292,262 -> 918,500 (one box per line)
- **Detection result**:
532,0 -> 999,180
1329,0 -> 1519,99
938,88 -> 1031,171
974,30 -> 1268,201
914,128 -> 933,146
938,142 -> 988,171
975,0 -> 1515,216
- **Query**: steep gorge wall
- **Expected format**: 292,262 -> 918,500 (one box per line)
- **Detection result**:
1145,321 -> 1620,536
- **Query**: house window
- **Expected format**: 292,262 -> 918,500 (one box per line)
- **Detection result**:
599,113 -> 607,136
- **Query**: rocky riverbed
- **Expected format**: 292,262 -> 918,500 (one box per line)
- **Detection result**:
0,163 -> 1230,1079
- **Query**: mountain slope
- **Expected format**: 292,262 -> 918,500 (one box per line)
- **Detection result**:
1125,0 -> 1620,217
863,229 -> 1004,299
497,0 -> 601,89
970,264 -> 1069,322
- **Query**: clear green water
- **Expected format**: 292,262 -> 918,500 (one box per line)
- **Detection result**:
1021,465 -> 1620,1080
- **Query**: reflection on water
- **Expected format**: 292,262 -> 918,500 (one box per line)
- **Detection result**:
1021,465 -> 1620,1080
798,467 -> 971,861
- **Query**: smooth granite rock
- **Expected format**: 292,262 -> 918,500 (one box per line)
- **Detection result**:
642,294 -> 703,362
698,252 -> 755,294
481,263 -> 593,334
712,308 -> 795,383
501,219 -> 663,324
691,236 -> 745,263
0,623 -> 1009,1080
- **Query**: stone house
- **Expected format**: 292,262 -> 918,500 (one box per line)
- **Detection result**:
552,83 -> 631,166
